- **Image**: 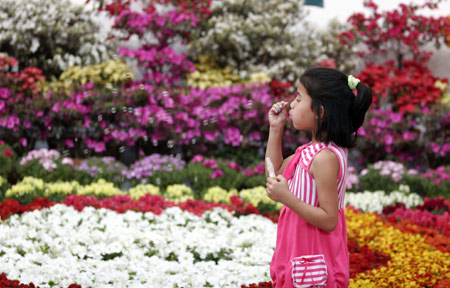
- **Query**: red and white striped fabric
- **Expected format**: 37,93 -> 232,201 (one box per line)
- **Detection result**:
287,142 -> 348,209
291,254 -> 328,288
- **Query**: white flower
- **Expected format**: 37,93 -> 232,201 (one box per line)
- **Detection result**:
0,205 -> 276,287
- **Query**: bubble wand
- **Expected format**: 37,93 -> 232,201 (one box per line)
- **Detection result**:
265,157 -> 278,181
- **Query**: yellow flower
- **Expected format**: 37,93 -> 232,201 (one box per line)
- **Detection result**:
5,177 -> 44,198
165,184 -> 194,203
239,186 -> 283,210
347,208 -> 450,287
44,181 -> 81,197
128,184 -> 160,200
204,186 -> 235,204
78,179 -> 123,197
249,72 -> 272,84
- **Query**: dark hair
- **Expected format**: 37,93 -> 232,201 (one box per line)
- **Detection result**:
299,67 -> 372,148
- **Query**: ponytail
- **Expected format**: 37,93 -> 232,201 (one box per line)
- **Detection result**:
350,82 -> 373,134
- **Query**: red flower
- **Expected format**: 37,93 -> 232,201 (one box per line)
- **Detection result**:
3,149 -> 13,158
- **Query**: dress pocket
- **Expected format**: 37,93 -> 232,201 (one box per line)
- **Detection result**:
291,254 -> 328,288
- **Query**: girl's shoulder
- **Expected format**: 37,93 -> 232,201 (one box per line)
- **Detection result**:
301,141 -> 347,168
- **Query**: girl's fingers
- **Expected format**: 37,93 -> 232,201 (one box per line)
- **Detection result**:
271,101 -> 287,114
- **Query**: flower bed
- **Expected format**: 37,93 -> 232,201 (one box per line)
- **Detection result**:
0,193 -> 449,287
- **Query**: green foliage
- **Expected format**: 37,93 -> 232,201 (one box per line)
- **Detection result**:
0,176 -> 10,202
241,174 -> 266,189
146,170 -> 188,191
0,142 -> 16,178
17,159 -> 83,183
186,161 -> 244,199
358,169 -> 401,194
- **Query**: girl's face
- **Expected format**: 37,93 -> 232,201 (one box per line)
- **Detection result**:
289,83 -> 317,131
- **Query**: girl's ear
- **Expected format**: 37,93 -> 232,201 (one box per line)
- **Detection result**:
320,105 -> 325,119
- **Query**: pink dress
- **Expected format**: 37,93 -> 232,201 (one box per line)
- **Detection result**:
270,141 -> 349,288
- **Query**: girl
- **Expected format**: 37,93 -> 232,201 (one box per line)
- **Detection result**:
265,68 -> 372,288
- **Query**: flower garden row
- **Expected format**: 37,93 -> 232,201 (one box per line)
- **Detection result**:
0,187 -> 449,287
1,145 -> 449,200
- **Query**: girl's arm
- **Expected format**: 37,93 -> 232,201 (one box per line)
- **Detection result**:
265,101 -> 289,177
267,149 -> 339,232
265,126 -> 284,178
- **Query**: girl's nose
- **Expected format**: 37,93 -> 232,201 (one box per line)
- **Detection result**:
289,100 -> 294,109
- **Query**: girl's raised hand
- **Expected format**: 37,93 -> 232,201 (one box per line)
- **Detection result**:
268,101 -> 288,129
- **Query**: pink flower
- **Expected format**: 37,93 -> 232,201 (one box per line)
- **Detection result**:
94,142 -> 106,153
61,158 -> 74,166
228,162 -> 241,171
191,155 -> 204,163
211,169 -> 224,179
203,159 -> 218,170
19,138 -> 27,147
65,139 -> 74,148
204,131 -> 219,142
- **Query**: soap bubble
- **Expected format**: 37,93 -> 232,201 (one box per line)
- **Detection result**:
119,146 -> 126,153
167,140 -> 175,149
111,107 -> 116,114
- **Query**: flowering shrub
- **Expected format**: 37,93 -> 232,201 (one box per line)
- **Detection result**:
188,0 -> 355,86
358,160 -> 450,198
40,59 -> 134,94
89,0 -> 211,88
341,0 -> 450,63
0,0 -> 115,78
1,78 -> 278,159
340,1 -> 450,114
357,108 -> 450,166
16,149 -> 77,183
187,55 -> 247,89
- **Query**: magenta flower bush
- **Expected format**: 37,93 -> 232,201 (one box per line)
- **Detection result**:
357,108 -> 450,167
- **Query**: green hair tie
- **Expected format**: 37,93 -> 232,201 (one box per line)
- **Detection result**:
348,75 -> 360,90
